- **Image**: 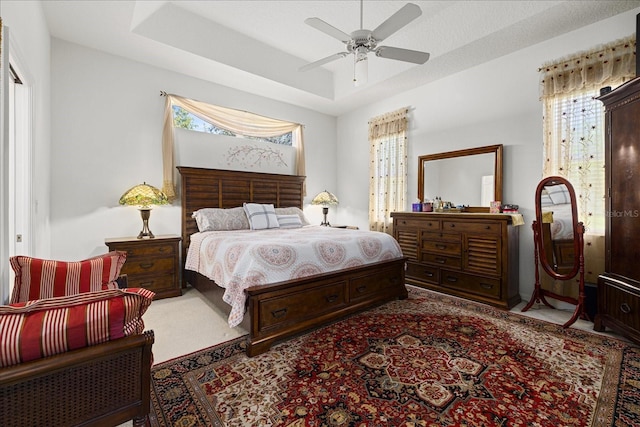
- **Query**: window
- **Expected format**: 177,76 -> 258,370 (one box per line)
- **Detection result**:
368,108 -> 408,233
540,36 -> 635,235
172,106 -> 292,146
543,89 -> 605,234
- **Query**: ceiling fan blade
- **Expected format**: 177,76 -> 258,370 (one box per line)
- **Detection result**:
299,52 -> 349,72
371,3 -> 422,42
304,18 -> 352,43
375,46 -> 430,64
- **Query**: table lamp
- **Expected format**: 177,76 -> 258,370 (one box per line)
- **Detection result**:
311,190 -> 339,226
119,182 -> 169,238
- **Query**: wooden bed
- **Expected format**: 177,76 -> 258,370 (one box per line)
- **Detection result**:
177,167 -> 408,356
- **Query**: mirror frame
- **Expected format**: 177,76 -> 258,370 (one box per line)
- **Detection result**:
418,144 -> 503,213
534,176 -> 583,280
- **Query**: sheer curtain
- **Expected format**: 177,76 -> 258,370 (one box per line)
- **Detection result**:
368,108 -> 408,233
539,36 -> 635,290
161,94 -> 305,200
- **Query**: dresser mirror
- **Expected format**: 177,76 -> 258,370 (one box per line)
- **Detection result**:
522,176 -> 587,327
418,144 -> 503,213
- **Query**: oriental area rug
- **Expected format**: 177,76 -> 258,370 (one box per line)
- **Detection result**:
148,287 -> 640,427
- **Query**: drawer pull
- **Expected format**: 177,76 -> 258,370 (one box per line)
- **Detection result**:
436,258 -> 446,264
436,244 -> 446,250
139,262 -> 154,269
271,308 -> 288,318
326,294 -> 339,303
446,276 -> 458,283
427,222 -> 432,226
139,281 -> 154,287
449,223 -> 456,228
424,271 -> 434,277
620,303 -> 632,314
480,283 -> 493,289
356,285 -> 367,293
485,226 -> 491,230
158,247 -> 168,253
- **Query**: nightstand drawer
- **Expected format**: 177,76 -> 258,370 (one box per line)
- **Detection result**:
128,275 -> 178,295
122,243 -> 175,258
123,257 -> 175,275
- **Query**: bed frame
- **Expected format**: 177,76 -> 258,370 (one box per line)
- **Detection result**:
177,167 -> 407,356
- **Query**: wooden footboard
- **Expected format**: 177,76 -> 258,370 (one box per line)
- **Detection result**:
188,258 -> 407,356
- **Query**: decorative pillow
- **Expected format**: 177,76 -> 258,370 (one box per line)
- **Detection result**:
192,207 -> 250,232
277,214 -> 303,229
546,184 -> 571,205
0,287 -> 155,367
9,251 -> 127,304
275,207 -> 310,226
243,203 -> 280,230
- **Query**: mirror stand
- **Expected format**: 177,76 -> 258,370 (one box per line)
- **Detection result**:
521,176 -> 588,328
523,220 -> 587,327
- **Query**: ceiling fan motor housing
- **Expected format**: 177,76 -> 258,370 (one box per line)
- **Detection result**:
348,29 -> 377,53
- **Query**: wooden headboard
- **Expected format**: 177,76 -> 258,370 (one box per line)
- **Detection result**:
177,166 -> 306,263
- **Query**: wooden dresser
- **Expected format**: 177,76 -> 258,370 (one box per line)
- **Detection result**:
105,235 -> 181,299
391,212 -> 520,309
594,77 -> 640,343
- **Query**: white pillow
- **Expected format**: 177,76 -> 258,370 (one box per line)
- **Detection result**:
192,207 -> 250,232
277,214 -> 303,229
274,207 -> 310,226
243,203 -> 280,230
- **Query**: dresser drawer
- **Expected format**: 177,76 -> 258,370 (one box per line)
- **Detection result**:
442,221 -> 501,235
440,270 -> 501,298
406,261 -> 439,284
421,252 -> 461,269
258,282 -> 347,329
123,257 -> 175,275
422,231 -> 460,243
422,240 -> 461,256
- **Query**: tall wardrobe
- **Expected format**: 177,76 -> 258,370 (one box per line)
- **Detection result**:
594,76 -> 640,343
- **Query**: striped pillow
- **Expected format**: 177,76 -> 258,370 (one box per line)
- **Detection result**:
9,251 -> 127,304
0,288 -> 154,368
243,203 -> 280,230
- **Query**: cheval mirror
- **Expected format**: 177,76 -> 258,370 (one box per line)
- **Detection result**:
522,176 -> 587,327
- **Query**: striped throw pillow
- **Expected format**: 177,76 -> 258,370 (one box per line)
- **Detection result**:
0,288 -> 154,367
9,251 -> 127,304
243,203 -> 280,230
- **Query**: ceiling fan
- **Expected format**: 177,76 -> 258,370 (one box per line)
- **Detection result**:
299,1 -> 430,86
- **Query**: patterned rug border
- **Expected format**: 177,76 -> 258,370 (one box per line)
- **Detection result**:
149,286 -> 640,427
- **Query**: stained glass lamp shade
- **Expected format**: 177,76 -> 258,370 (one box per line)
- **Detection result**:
311,190 -> 339,226
119,182 -> 169,239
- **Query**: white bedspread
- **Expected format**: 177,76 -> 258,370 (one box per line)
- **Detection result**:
185,226 -> 403,327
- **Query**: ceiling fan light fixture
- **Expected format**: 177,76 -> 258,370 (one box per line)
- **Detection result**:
354,46 -> 368,86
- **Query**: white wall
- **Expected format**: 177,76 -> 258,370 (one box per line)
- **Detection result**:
335,8 -> 640,302
2,1 -> 52,259
49,40 -> 337,259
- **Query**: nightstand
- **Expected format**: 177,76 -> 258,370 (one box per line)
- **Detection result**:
105,235 -> 181,299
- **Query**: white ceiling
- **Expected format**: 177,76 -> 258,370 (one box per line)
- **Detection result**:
41,0 -> 640,116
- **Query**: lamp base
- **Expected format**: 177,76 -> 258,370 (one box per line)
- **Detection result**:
320,206 -> 330,227
137,208 -> 155,239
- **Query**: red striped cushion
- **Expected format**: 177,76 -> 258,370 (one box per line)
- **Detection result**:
9,252 -> 127,303
0,288 -> 154,368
